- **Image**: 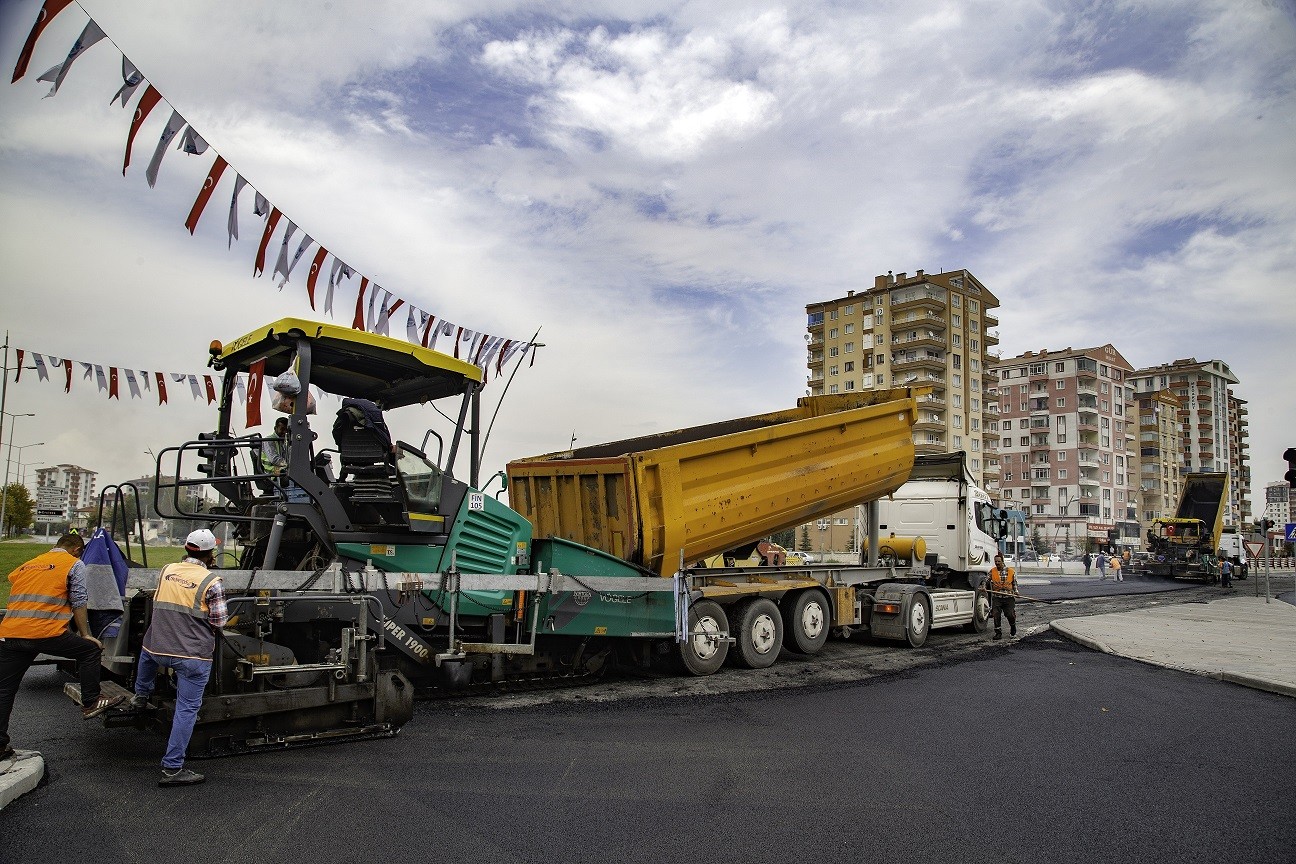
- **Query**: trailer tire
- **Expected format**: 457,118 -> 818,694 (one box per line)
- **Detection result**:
728,598 -> 783,669
678,600 -> 729,676
963,586 -> 991,633
905,593 -> 931,648
781,589 -> 831,655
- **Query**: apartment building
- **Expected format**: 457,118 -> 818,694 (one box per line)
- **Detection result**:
34,464 -> 98,510
1129,358 -> 1249,527
1263,481 -> 1292,527
1135,389 -> 1183,523
805,269 -> 1001,494
990,345 -> 1138,553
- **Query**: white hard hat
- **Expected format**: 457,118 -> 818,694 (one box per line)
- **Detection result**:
185,528 -> 218,552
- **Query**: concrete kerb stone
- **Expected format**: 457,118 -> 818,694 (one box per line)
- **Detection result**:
0,749 -> 46,810
1050,620 -> 1113,654
1215,671 -> 1296,699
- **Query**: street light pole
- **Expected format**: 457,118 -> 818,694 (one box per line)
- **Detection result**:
1,441 -> 44,536
0,411 -> 35,537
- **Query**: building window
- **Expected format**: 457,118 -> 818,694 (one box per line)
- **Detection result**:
1029,363 -> 1045,375
844,361 -> 854,372
829,384 -> 839,393
1056,397 -> 1066,407
829,327 -> 838,338
845,323 -> 854,334
953,435 -> 963,447
829,365 -> 838,376
952,314 -> 962,326
829,310 -> 838,320
845,380 -> 856,391
1055,362 -> 1065,373
844,304 -> 854,315
829,347 -> 838,357
844,343 -> 854,353
1058,469 -> 1067,479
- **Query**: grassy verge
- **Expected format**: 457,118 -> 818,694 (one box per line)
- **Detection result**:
0,540 -> 187,607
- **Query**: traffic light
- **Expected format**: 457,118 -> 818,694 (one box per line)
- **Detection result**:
1285,447 -> 1296,488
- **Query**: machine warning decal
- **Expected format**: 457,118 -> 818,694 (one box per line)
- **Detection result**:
370,544 -> 396,556
468,492 -> 485,511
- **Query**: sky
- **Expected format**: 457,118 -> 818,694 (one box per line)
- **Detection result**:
0,0 -> 1293,519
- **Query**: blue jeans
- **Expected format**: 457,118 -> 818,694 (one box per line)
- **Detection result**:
134,649 -> 212,769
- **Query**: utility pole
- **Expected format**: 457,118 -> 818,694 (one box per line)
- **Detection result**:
0,331 -> 9,461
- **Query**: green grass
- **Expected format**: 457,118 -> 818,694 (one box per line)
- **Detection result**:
0,540 -> 187,607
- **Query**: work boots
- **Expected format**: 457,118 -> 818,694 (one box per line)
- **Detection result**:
993,630 -> 1002,641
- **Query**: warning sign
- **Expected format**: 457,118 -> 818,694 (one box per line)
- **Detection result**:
1244,541 -> 1264,559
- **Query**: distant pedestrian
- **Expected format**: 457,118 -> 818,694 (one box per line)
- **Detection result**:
1083,552 -> 1092,576
1096,553 -> 1107,580
1219,554 -> 1233,590
1110,555 -> 1123,582
987,553 -> 1018,641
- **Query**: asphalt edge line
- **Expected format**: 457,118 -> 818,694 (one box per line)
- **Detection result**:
1215,671 -> 1296,699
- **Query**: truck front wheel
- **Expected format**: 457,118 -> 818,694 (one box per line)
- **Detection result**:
905,594 -> 931,648
781,589 -> 831,655
963,586 -> 991,633
729,597 -> 784,669
678,600 -> 729,676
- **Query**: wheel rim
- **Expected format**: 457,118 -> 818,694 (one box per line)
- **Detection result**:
975,594 -> 990,621
910,600 -> 927,634
692,614 -> 723,661
800,599 -> 825,640
750,611 -> 779,656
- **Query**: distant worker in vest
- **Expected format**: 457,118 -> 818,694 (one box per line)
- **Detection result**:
0,534 -> 125,759
1096,551 -> 1107,580
128,529 -> 226,787
1109,553 -> 1123,582
1218,552 -> 1233,591
986,552 -> 1019,641
260,416 -> 290,476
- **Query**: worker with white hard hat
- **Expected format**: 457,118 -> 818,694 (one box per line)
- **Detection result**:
129,528 -> 226,787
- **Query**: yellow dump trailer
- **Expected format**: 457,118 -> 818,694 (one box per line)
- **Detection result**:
506,389 -> 920,577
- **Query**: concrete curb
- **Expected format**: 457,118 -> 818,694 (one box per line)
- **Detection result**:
0,750 -> 46,810
1216,671 -> 1296,699
1050,620 -> 1112,654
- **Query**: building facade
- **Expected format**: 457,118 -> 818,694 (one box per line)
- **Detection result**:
1135,389 -> 1184,523
1263,481 -> 1292,528
805,269 -> 1001,495
34,463 -> 98,511
1129,358 -> 1249,527
991,344 -> 1138,553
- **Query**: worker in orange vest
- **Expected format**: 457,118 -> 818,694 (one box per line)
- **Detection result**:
987,552 -> 1019,641
0,534 -> 125,758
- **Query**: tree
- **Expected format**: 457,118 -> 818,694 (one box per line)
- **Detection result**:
1030,525 -> 1047,554
798,525 -> 812,552
2,483 -> 35,535
770,528 -> 795,550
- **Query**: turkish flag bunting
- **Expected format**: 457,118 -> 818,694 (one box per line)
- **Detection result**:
63,359 -> 73,393
306,246 -> 328,309
155,372 -> 168,405
185,155 -> 228,234
246,359 -> 264,427
109,366 -> 119,399
11,0 -> 74,83
123,85 -> 162,175
254,208 -> 282,276
353,278 -> 368,330
204,375 -> 217,404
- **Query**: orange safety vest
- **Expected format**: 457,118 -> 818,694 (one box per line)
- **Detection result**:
987,565 -> 1015,594
0,549 -> 76,639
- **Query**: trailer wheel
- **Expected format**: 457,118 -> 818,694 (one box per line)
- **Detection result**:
963,586 -> 991,633
782,589 -> 831,655
678,600 -> 729,676
728,598 -> 783,669
905,593 -> 930,648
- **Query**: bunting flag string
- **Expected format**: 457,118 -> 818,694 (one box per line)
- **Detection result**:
10,0 -> 539,385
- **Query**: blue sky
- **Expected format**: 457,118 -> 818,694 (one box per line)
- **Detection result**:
1,0 -> 1293,516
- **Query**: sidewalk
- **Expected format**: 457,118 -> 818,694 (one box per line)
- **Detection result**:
1051,595 -> 1296,698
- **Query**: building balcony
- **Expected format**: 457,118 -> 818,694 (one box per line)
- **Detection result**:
893,356 -> 946,372
1077,382 -> 1098,396
914,442 -> 948,456
1078,421 -> 1099,433
985,331 -> 1000,346
895,311 -> 947,330
891,293 -> 946,313
919,395 -> 946,409
893,334 -> 947,351
983,312 -> 999,327
913,419 -> 946,433
808,356 -> 824,369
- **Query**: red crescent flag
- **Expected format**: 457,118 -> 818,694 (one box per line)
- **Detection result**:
305,247 -> 328,309
421,315 -> 436,347
204,375 -> 217,404
63,359 -> 72,393
387,298 -> 404,319
11,0 -> 74,83
155,372 -> 168,405
14,350 -> 24,382
123,85 -> 163,175
246,359 -> 265,427
352,278 -> 369,330
184,155 -> 228,234
108,367 -> 120,399
253,208 -> 282,276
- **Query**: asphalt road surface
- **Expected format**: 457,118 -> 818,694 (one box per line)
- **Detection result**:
4,574 -> 1293,864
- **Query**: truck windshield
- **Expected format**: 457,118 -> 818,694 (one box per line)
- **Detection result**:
975,502 -> 1002,539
